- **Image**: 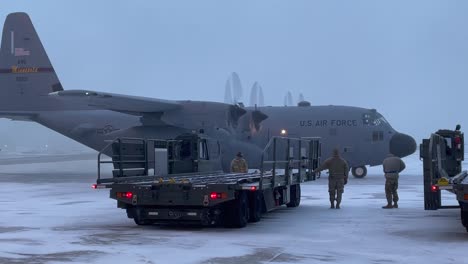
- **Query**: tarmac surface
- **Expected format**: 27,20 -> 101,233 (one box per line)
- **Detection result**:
0,156 -> 467,264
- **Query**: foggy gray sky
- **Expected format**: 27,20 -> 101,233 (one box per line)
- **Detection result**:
1,1 -> 467,151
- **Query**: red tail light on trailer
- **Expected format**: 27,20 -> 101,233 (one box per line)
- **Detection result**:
117,192 -> 133,199
209,192 -> 227,200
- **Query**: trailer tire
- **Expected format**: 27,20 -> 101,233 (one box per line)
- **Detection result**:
249,191 -> 263,223
224,191 -> 249,228
287,184 -> 301,208
129,208 -> 151,226
134,218 -> 151,226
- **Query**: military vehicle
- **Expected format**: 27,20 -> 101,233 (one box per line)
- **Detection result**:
93,135 -> 321,227
0,12 -> 416,178
420,126 -> 468,231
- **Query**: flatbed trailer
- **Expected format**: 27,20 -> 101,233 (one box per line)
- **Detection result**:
420,128 -> 468,231
93,135 -> 321,227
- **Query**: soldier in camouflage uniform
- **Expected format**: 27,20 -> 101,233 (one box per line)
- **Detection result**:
313,148 -> 349,209
231,152 -> 248,173
382,154 -> 406,209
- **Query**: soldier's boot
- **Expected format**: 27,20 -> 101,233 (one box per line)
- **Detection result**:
383,191 -> 393,209
393,191 -> 399,208
336,192 -> 342,209
329,192 -> 335,209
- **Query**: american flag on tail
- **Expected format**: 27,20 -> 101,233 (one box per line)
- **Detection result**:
14,48 -> 30,56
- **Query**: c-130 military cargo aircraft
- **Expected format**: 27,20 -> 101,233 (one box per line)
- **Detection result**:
0,13 -> 416,178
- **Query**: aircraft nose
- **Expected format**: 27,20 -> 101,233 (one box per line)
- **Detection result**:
389,133 -> 417,157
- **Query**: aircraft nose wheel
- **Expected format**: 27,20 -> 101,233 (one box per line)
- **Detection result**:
352,166 -> 367,178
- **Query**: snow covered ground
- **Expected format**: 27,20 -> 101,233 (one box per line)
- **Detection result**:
0,153 -> 467,264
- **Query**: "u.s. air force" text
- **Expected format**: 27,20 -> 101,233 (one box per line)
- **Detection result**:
299,119 -> 358,127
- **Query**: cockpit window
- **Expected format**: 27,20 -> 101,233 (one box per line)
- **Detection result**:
362,112 -> 388,126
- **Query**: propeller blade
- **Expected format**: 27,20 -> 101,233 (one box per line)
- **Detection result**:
287,91 -> 293,106
249,82 -> 259,107
231,72 -> 243,103
258,85 -> 264,106
224,79 -> 233,104
298,93 -> 305,102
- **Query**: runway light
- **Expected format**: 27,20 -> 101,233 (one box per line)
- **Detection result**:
281,129 -> 287,135
431,185 -> 439,192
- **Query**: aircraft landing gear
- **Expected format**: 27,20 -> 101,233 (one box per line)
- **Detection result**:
352,166 -> 367,178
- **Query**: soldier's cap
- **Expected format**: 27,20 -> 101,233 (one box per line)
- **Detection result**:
236,152 -> 243,157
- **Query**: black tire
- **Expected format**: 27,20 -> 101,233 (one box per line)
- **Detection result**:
134,217 -> 151,226
224,191 -> 249,228
129,208 -> 151,226
249,191 -> 263,223
287,184 -> 301,208
461,210 -> 468,232
352,166 -> 367,178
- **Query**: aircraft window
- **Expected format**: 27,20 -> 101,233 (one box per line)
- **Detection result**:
372,131 -> 384,141
444,137 -> 452,155
343,147 -> 353,153
362,113 -> 372,125
363,113 -> 386,126
379,116 -> 388,124
373,117 -> 387,126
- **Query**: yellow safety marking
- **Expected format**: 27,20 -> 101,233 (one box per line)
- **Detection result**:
437,177 -> 449,186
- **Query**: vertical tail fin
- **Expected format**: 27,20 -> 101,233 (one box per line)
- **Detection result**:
0,12 -> 63,97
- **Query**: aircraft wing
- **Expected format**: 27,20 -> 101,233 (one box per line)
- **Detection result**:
0,112 -> 37,121
50,90 -> 181,114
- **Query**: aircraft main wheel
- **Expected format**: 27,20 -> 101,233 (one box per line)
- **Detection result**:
352,166 -> 367,178
286,184 -> 301,208
224,191 -> 250,228
249,191 -> 263,223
